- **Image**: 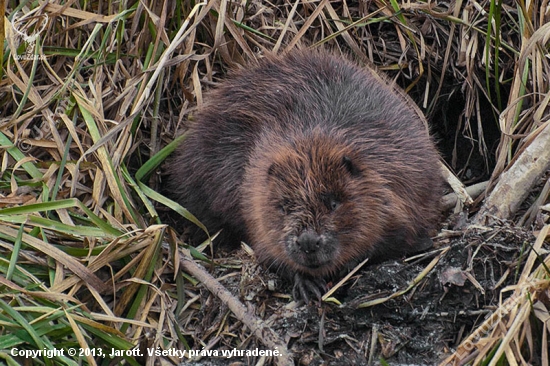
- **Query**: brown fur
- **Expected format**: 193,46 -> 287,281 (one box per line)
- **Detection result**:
167,50 -> 443,300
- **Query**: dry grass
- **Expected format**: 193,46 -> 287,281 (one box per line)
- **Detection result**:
0,0 -> 549,365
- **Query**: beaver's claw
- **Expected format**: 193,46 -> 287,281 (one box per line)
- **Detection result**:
292,273 -> 327,304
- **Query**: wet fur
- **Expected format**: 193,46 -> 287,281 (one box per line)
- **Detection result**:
167,50 -> 443,300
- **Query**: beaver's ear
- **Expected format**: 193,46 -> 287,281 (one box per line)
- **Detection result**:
342,156 -> 361,176
267,162 -> 284,181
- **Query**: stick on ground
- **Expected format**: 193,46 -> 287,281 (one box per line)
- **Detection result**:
179,256 -> 293,365
475,122 -> 550,225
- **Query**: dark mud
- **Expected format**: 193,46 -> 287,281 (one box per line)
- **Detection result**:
173,224 -> 537,365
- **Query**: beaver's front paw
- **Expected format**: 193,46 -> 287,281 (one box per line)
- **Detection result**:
292,273 -> 327,304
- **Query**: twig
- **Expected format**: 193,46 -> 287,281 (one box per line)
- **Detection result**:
179,256 -> 293,365
357,247 -> 449,308
441,163 -> 473,207
441,180 -> 488,211
475,121 -> 550,225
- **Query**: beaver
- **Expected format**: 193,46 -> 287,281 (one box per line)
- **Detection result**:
167,50 -> 443,301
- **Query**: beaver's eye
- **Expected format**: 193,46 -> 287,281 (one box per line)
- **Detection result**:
322,194 -> 340,211
278,198 -> 291,213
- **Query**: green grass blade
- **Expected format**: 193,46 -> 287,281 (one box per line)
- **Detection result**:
0,131 -> 43,180
6,224 -> 24,281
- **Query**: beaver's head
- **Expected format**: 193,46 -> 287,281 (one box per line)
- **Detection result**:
242,132 -> 394,277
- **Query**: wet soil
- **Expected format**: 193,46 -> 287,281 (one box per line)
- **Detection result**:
175,224 -> 538,365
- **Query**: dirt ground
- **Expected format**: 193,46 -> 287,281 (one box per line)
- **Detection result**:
173,223 -> 538,365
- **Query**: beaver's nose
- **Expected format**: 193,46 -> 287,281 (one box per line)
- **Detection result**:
296,231 -> 322,254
